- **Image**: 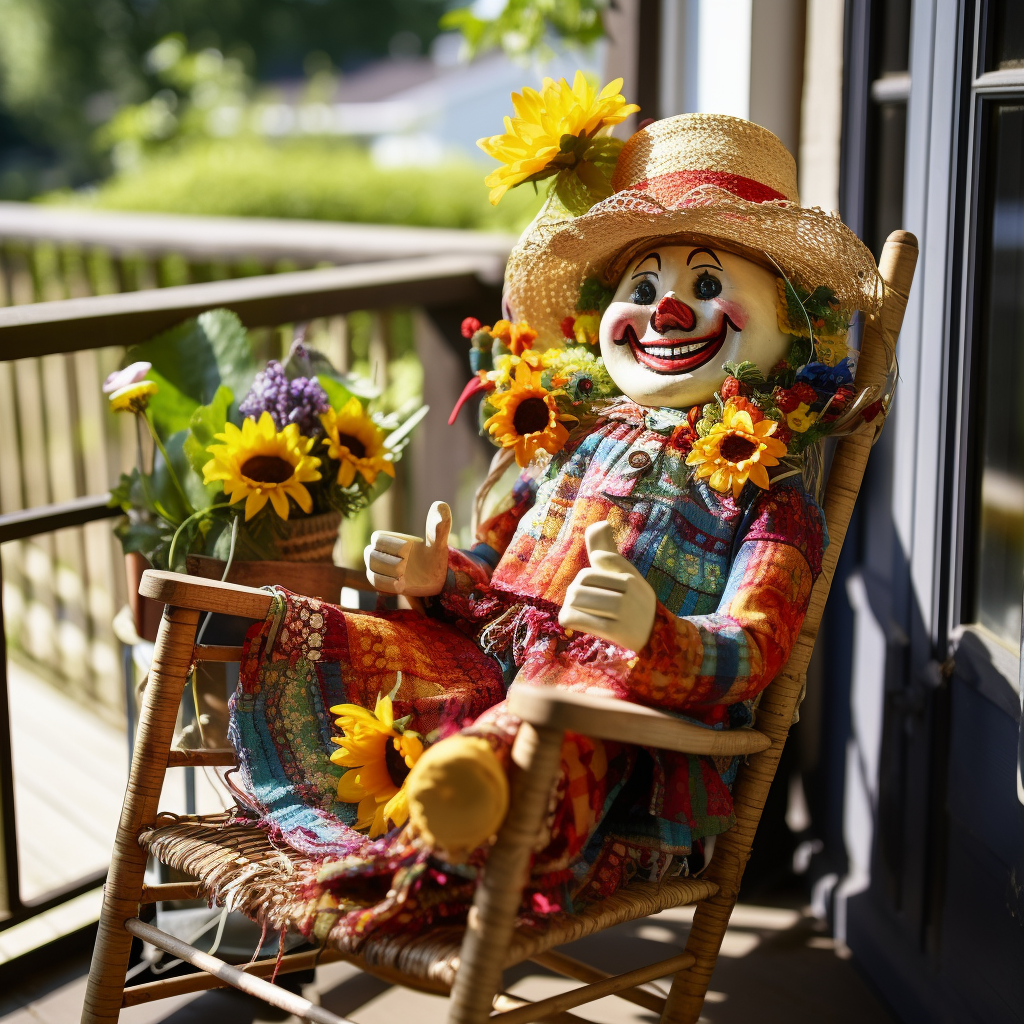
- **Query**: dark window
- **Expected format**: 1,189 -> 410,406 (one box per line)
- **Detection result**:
986,0 -> 1024,71
876,0 -> 912,74
972,104 -> 1024,644
863,0 -> 912,258
867,102 -> 908,260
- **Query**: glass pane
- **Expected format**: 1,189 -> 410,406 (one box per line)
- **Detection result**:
868,102 -> 908,260
987,0 -> 1024,70
973,105 -> 1024,645
876,0 -> 912,75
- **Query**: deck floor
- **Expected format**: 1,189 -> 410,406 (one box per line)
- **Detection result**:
0,897 -> 896,1024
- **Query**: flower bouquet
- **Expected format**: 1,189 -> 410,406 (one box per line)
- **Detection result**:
106,309 -> 423,611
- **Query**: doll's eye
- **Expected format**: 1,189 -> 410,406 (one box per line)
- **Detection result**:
630,278 -> 657,305
694,271 -> 722,300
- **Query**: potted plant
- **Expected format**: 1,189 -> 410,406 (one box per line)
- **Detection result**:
105,309 -> 423,640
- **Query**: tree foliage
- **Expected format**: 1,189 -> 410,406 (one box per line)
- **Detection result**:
0,0 -> 448,195
441,0 -> 609,61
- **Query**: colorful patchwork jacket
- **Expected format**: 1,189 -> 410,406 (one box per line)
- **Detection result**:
437,401 -> 824,703
429,400 -> 825,857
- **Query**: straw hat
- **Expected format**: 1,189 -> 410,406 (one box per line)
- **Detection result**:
505,113 -> 882,346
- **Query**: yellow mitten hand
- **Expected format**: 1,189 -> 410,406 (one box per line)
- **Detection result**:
405,735 -> 509,859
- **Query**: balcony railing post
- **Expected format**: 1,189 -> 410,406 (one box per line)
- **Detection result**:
0,545 -> 22,922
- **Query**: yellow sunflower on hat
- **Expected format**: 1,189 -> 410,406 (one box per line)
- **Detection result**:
484,361 -> 574,467
686,400 -> 788,499
321,397 -> 395,488
202,411 -> 322,520
331,692 -> 424,839
478,71 -> 639,205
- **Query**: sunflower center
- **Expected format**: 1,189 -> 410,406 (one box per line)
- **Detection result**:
720,434 -> 759,464
385,739 -> 411,788
240,455 -> 294,484
337,432 -> 367,458
512,397 -> 550,435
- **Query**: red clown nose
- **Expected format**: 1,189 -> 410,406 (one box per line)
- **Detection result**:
651,295 -> 696,334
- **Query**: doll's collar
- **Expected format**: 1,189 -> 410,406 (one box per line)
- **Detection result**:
603,400 -> 690,434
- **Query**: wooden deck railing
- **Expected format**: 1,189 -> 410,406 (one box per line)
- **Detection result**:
0,203 -> 509,931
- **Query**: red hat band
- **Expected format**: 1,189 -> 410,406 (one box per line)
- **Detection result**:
628,168 -> 789,208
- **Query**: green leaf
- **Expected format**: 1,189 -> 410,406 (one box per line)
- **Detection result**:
109,471 -> 137,511
184,384 -> 233,481
114,516 -> 175,570
316,373 -> 354,412
383,403 -> 428,452
585,136 -> 625,168
553,168 -> 597,217
723,360 -> 767,387
125,309 -> 256,437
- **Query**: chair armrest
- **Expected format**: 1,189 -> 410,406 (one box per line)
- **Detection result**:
140,569 -> 274,620
507,683 -> 770,757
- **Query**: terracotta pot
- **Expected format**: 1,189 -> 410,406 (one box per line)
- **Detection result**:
274,510 -> 342,563
124,551 -> 164,643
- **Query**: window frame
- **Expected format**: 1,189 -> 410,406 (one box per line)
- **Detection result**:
948,3 -> 1024,662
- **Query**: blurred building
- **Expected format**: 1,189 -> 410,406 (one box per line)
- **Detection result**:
205,36 -> 604,169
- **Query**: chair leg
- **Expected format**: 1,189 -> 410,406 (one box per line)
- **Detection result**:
661,669 -> 804,1024
81,606 -> 200,1024
447,722 -> 564,1024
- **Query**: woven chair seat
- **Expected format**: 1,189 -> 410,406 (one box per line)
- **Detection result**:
139,812 -> 717,991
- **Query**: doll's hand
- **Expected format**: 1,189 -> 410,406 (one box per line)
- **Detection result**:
559,521 -> 657,652
364,501 -> 452,597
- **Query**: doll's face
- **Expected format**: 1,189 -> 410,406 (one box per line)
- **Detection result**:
599,245 -> 791,408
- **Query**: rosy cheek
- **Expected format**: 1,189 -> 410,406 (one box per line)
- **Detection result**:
711,298 -> 749,330
604,305 -> 648,338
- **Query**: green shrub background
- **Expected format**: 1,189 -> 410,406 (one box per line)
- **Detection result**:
48,138 -> 543,233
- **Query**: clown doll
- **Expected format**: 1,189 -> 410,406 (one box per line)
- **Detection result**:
228,75 -> 888,943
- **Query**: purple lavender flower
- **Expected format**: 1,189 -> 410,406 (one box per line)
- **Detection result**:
239,360 -> 330,437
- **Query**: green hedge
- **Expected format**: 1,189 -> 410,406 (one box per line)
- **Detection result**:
48,138 -> 542,232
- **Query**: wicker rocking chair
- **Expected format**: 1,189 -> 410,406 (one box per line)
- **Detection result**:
80,230 -> 918,1024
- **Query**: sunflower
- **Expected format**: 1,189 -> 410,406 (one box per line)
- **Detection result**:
108,380 -> 158,413
484,362 -> 573,467
202,411 -> 321,520
330,693 -> 424,839
685,400 -> 788,498
478,72 -> 640,205
321,397 -> 395,488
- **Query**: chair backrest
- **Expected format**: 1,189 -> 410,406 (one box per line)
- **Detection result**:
666,229 -> 919,1024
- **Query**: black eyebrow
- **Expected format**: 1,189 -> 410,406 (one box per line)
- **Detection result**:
632,252 -> 661,276
686,247 -> 722,268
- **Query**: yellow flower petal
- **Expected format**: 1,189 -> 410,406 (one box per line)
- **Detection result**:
321,399 -> 393,489
204,413 -> 320,521
355,794 -> 379,831
383,788 -> 409,830
337,769 -> 370,803
477,74 -> 639,204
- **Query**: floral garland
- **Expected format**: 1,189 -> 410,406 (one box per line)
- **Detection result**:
464,279 -> 886,500
461,308 -> 621,468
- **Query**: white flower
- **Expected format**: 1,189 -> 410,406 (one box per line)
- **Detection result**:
103,361 -> 153,394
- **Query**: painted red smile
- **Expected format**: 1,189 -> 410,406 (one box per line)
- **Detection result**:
617,315 -> 736,374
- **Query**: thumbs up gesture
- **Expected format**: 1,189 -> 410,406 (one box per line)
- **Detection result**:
364,501 -> 452,596
558,521 -> 657,652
